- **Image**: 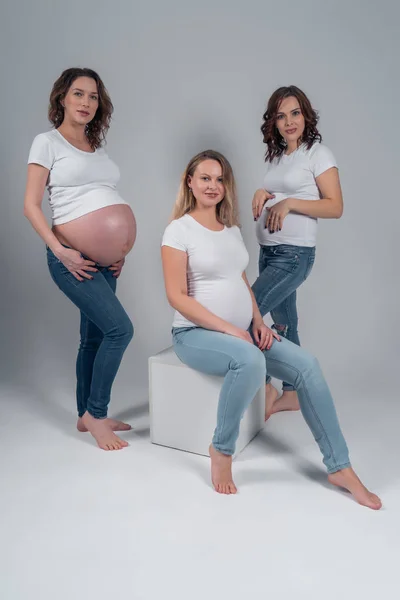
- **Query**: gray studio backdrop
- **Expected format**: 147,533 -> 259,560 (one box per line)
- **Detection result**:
1,0 -> 398,416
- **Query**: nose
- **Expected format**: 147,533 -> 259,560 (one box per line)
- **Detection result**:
82,96 -> 90,108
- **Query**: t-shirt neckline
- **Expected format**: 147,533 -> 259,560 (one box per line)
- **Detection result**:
54,129 -> 97,155
185,214 -> 226,233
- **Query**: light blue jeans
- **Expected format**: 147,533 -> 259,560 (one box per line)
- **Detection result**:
172,327 -> 350,474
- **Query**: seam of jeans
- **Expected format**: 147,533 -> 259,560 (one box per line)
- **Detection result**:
255,268 -> 299,318
265,356 -> 339,470
213,366 -> 239,451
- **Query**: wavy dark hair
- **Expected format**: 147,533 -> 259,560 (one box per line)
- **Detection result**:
48,68 -> 113,149
261,85 -> 321,162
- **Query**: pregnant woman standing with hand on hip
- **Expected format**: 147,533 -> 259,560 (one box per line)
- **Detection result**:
251,86 -> 344,420
24,68 -> 137,451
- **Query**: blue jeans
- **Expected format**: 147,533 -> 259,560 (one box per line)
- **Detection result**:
252,244 -> 316,391
172,327 -> 350,474
46,246 -> 134,419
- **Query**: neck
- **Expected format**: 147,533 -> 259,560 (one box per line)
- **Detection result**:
285,138 -> 300,154
58,120 -> 87,142
190,205 -> 219,225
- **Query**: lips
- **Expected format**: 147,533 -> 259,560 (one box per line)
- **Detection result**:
77,110 -> 90,116
285,128 -> 297,134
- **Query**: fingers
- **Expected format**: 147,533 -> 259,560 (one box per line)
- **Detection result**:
253,327 -> 260,344
272,332 -> 281,341
71,272 -> 84,282
83,266 -> 98,272
266,333 -> 274,350
77,269 -> 94,280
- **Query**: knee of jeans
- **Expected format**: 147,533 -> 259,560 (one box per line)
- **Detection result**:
111,317 -> 134,342
298,351 -> 320,377
238,345 -> 266,379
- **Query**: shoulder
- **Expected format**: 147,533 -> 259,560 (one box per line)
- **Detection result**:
30,130 -> 56,149
307,142 -> 335,161
28,130 -> 58,168
305,142 -> 337,175
162,216 -> 190,251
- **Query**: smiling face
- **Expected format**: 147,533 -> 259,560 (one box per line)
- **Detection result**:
188,159 -> 225,208
275,95 -> 305,146
62,76 -> 99,126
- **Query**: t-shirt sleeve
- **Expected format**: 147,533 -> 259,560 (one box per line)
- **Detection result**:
161,219 -> 187,252
27,134 -> 55,170
310,144 -> 337,178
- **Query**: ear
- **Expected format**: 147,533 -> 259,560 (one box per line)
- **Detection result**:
187,175 -> 192,188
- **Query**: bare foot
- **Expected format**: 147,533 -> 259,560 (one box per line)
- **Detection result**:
270,390 -> 300,416
77,417 -> 131,433
265,383 -> 279,421
80,411 -> 129,451
328,467 -> 382,510
209,444 -> 237,494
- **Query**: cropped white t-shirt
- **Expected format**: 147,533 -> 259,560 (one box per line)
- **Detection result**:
27,130 -> 129,225
162,214 -> 253,330
256,142 -> 337,247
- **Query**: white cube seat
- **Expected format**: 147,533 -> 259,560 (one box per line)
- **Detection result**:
149,347 -> 265,457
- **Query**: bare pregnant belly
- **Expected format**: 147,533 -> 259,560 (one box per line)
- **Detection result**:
53,205 -> 137,266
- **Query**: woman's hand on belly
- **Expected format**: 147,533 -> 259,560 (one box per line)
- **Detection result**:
265,198 -> 293,233
109,257 -> 125,278
252,189 -> 275,220
55,247 -> 98,282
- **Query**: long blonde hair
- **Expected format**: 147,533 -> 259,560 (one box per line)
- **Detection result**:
172,150 -> 240,227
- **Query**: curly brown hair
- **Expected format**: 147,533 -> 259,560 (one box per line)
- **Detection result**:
48,68 -> 113,150
261,85 -> 321,162
172,150 -> 240,227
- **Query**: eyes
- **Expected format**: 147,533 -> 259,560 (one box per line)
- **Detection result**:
201,176 -> 223,183
73,91 -> 98,101
277,109 -> 301,120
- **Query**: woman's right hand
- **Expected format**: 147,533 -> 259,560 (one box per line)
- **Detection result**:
54,247 -> 98,282
225,325 -> 254,344
252,189 -> 275,220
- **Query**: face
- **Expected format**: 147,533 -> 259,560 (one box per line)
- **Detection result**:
188,159 -> 225,208
62,76 -> 99,126
275,96 -> 305,145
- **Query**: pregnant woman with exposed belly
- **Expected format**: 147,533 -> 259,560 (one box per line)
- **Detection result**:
24,68 -> 136,450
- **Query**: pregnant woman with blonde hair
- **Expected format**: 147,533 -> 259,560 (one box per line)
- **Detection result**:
24,68 -> 136,451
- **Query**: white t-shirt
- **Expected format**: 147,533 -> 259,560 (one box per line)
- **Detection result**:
256,142 -> 337,247
28,130 -> 129,225
162,214 -> 253,330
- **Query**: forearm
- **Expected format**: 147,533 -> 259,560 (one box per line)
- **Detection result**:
288,197 -> 343,219
169,294 -> 235,333
24,205 -> 63,255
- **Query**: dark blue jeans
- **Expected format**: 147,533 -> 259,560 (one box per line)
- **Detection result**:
251,244 -> 316,391
46,246 -> 134,419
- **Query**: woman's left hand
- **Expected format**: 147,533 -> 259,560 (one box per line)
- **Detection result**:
252,320 -> 280,351
109,257 -> 125,278
265,198 -> 292,233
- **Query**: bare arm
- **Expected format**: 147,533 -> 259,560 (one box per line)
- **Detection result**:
241,272 -> 280,350
24,163 -> 97,281
288,167 -> 343,219
162,245 -> 251,341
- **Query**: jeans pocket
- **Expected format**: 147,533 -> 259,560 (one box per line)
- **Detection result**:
271,246 -> 300,273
